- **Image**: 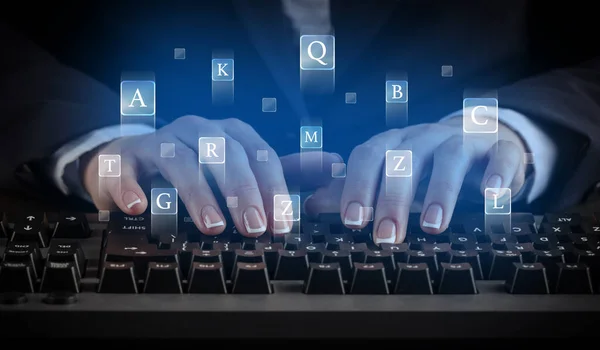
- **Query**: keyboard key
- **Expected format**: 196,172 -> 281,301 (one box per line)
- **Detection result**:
556,263 -> 594,294
350,262 -> 389,294
143,262 -> 182,293
213,242 -> 240,279
303,243 -> 325,263
0,262 -> 35,293
47,240 -> 86,278
53,213 -> 90,238
11,222 -> 49,248
449,250 -> 483,280
490,234 -> 517,249
407,250 -> 438,274
364,249 -> 395,278
274,249 -> 309,280
505,263 -> 550,294
437,263 -> 478,294
232,262 -> 272,294
322,250 -> 352,280
325,234 -> 353,250
489,250 -> 522,280
544,213 -> 582,225
381,243 -> 409,263
192,249 -> 222,264
303,263 -> 345,294
284,234 -> 310,250
98,262 -> 138,293
40,261 -> 80,293
2,242 -> 43,278
188,262 -> 227,294
393,263 -> 434,294
256,242 -> 283,277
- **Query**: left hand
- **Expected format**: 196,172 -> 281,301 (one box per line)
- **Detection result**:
306,115 -> 527,244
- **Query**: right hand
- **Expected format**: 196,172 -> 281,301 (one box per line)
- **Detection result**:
81,116 -> 340,237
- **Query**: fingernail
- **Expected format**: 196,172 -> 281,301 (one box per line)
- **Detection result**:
375,219 -> 396,244
202,206 -> 224,228
344,201 -> 363,226
486,175 -> 503,192
124,191 -> 141,209
243,207 -> 266,234
272,218 -> 291,234
423,203 -> 443,229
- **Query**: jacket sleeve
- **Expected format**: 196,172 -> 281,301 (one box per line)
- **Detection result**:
498,57 -> 600,211
0,22 -> 120,196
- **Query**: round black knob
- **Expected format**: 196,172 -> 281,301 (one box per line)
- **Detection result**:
42,291 -> 78,305
0,292 -> 28,305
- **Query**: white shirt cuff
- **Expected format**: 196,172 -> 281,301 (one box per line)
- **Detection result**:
441,108 -> 557,203
49,124 -> 155,197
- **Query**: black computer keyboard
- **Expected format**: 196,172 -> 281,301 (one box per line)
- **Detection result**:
1,210 -> 599,338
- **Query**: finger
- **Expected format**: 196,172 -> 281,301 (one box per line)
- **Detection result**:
219,119 -> 293,235
169,116 -> 268,237
480,140 -> 524,199
96,154 -> 148,216
372,136 -> 438,244
341,129 -> 402,229
280,151 -> 344,190
420,135 -> 478,234
150,138 -> 226,235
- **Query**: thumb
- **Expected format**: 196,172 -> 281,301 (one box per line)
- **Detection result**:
280,151 -> 343,191
89,154 -> 148,216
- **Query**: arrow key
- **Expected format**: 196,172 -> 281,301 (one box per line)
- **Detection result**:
53,213 -> 90,238
11,222 -> 49,248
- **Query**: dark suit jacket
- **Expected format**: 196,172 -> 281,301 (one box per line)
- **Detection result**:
0,0 -> 598,212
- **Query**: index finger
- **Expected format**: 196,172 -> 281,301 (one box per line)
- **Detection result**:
219,119 -> 293,235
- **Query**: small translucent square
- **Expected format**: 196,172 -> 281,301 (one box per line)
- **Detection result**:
211,58 -> 234,81
262,98 -> 277,112
300,126 -> 323,149
160,143 -> 175,158
360,207 -> 374,222
98,210 -> 110,222
151,188 -> 178,215
463,98 -> 498,133
98,155 -> 121,177
120,80 -> 155,116
524,153 -> 535,164
345,92 -> 357,104
198,137 -> 226,164
174,48 -> 186,60
332,163 -> 346,178
441,65 -> 453,77
257,149 -> 269,162
227,196 -> 238,208
274,194 -> 301,222
485,188 -> 511,215
386,80 -> 408,103
385,150 -> 412,177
